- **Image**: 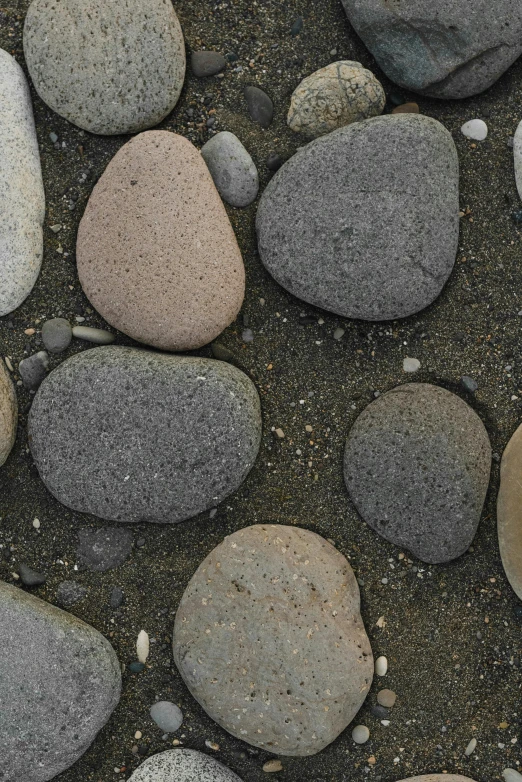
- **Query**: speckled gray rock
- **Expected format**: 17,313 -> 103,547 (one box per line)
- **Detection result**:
0,358 -> 17,466
256,114 -> 459,321
129,750 -> 243,782
287,61 -> 385,138
0,580 -> 121,782
28,347 -> 261,524
201,132 -> 259,207
41,318 -> 72,353
497,423 -> 522,600
76,527 -> 133,571
0,49 -> 45,316
56,580 -> 87,607
149,701 -> 183,732
23,0 -> 186,135
340,0 -> 522,98
19,350 -> 49,391
191,51 -> 226,77
344,384 -> 491,564
174,524 -> 373,756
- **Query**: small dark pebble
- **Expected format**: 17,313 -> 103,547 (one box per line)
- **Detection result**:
211,342 -> 236,363
225,52 -> 238,63
136,538 -> 146,548
389,91 -> 406,106
56,580 -> 87,607
109,586 -> 124,609
290,16 -> 303,36
461,375 -> 478,393
512,210 -> 522,225
514,604 -> 522,620
138,744 -> 149,756
299,314 -> 318,325
129,661 -> 145,673
244,85 -> 274,128
191,51 -> 226,77
371,704 -> 390,719
19,351 -> 49,391
18,563 -> 46,586
266,152 -> 287,172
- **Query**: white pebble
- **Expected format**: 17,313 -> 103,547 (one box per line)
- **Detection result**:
465,738 -> 477,756
352,724 -> 370,744
333,327 -> 345,340
136,629 -> 149,663
503,770 -> 522,782
375,655 -> 388,676
461,119 -> 488,141
32,517 -> 40,529
403,357 -> 421,373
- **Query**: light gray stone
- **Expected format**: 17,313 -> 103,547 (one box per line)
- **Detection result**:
514,120 -> 522,202
23,0 -> 186,135
129,750 -> 243,782
287,61 -> 385,138
256,114 -> 459,321
201,132 -> 259,208
340,0 -> 522,98
344,383 -> 491,564
0,580 -> 121,782
0,358 -> 17,466
72,325 -> 115,344
41,318 -> 72,353
497,423 -> 522,600
149,701 -> 183,732
0,49 -> 45,316
19,350 -> 49,391
28,347 -> 261,523
191,51 -> 226,78
173,524 -> 373,756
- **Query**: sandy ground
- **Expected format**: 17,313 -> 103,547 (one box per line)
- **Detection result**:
1,0 -> 522,780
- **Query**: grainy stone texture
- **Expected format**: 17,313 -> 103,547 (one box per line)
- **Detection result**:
76,527 -> 133,571
340,0 -> 522,98
344,384 -> 491,564
41,318 -> 72,353
514,120 -> 522,201
173,524 -> 373,756
201,131 -> 259,207
129,750 -> 243,782
23,0 -> 186,135
28,347 -> 262,524
0,580 -> 121,782
244,86 -> 274,128
191,51 -> 226,77
19,350 -> 49,391
0,48 -> 45,316
287,61 -> 385,138
0,358 -> 17,466
497,423 -> 522,600
56,580 -> 88,607
77,131 -> 245,351
257,115 -> 459,321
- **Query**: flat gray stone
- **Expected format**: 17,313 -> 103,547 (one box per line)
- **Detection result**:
256,114 -> 459,321
0,580 -> 121,782
76,527 -> 133,571
244,86 -> 273,128
23,0 -> 186,135
0,358 -> 17,466
344,383 -> 491,563
28,346 -> 261,523
19,351 -> 49,391
340,0 -> 522,98
191,51 -> 226,77
0,49 -> 45,316
129,750 -> 242,782
41,318 -> 72,353
201,131 -> 259,208
149,701 -> 183,732
174,524 -> 373,756
56,580 -> 87,607
497,423 -> 522,600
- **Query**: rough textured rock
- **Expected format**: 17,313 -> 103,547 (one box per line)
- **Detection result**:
41,318 -> 72,353
497,423 -> 522,600
191,51 -> 226,77
28,347 -> 261,524
129,750 -> 243,782
340,0 -> 522,99
256,114 -> 459,321
23,0 -> 185,135
0,358 -> 17,466
174,524 -> 373,756
287,61 -> 385,138
19,350 -> 49,391
56,580 -> 87,607
514,120 -> 522,202
344,384 -> 491,564
0,580 -> 121,782
77,131 -> 245,351
0,48 -> 45,316
76,527 -> 133,571
201,132 -> 259,207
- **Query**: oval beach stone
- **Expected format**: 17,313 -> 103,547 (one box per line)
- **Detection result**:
28,347 -> 261,524
344,384 -> 491,563
129,750 -> 243,782
201,131 -> 259,208
497,423 -> 522,600
173,524 -> 373,756
77,131 -> 245,351
0,358 -> 17,466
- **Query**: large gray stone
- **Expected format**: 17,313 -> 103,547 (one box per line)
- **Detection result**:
341,0 -> 522,99
497,423 -> 522,600
256,114 -> 459,321
344,384 -> 491,564
0,48 -> 45,316
0,580 -> 121,782
23,0 -> 185,135
0,358 -> 17,466
28,347 -> 261,524
173,524 -> 373,756
201,132 -> 259,208
129,750 -> 242,782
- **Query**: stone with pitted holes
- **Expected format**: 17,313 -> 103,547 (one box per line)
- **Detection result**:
0,358 -> 17,465
129,749 -> 243,782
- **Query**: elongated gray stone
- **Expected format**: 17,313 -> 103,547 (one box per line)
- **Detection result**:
0,358 -> 17,466
129,750 -> 243,782
497,423 -> 522,600
0,49 -> 45,316
201,132 -> 259,208
72,325 -> 115,344
514,120 -> 522,202
0,580 -> 121,782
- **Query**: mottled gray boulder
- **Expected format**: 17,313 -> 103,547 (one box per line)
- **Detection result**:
28,347 -> 261,523
340,0 -> 522,98
344,384 -> 491,563
174,524 -> 373,756
0,49 -> 45,316
0,580 -> 121,782
256,114 -> 459,321
0,358 -> 17,466
497,423 -> 522,600
129,750 -> 242,782
23,0 -> 186,135
201,132 -> 259,207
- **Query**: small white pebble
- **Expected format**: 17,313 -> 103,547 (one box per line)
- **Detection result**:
333,327 -> 345,340
403,357 -> 421,373
275,428 -> 285,439
135,730 -> 142,740
465,738 -> 477,756
263,759 -> 283,772
4,356 -> 13,372
32,518 -> 40,529
136,629 -> 149,663
205,740 -> 220,751
461,119 -> 488,141
375,655 -> 388,676
352,724 -> 370,744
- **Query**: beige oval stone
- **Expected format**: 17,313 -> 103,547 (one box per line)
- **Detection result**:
399,776 -> 477,782
498,423 -> 522,599
0,358 -> 17,466
77,131 -> 245,351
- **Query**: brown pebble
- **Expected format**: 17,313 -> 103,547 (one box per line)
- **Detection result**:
377,688 -> 397,708
263,760 -> 283,773
24,328 -> 35,335
392,102 -> 420,114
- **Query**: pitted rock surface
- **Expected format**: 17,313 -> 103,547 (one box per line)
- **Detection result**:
129,749 -> 243,782
0,358 -> 17,466
497,423 -> 522,600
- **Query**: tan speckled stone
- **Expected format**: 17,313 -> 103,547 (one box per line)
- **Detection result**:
0,358 -> 17,466
77,131 -> 245,351
498,423 -> 522,600
398,776 -> 477,782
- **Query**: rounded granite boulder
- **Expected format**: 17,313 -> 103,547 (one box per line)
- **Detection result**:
0,358 -> 17,466
497,423 -> 522,600
344,384 -> 491,563
256,114 -> 459,321
23,0 -> 185,135
129,750 -> 243,781
28,347 -> 261,524
77,131 -> 245,351
1,580 -> 121,782
173,524 -> 373,756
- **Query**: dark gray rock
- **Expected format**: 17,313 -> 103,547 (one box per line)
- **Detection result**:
129,749 -> 243,781
56,580 -> 87,606
18,563 -> 46,586
266,152 -> 287,171
109,585 -> 124,608
28,347 -> 261,523
19,350 -> 49,391
344,383 -> 491,563
77,527 -> 132,571
244,86 -> 273,128
340,0 -> 522,99
191,51 -> 226,77
41,318 -> 72,353
256,115 -> 459,321
461,375 -> 479,393
149,701 -> 183,732
201,131 -> 259,208
0,580 -> 121,781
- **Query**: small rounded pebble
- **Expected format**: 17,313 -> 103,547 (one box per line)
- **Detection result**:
244,86 -> 274,128
72,326 -> 115,345
150,701 -> 183,733
333,327 -> 345,340
266,153 -> 287,172
403,357 -> 421,372
375,656 -> 388,676
129,662 -> 145,673
263,760 -> 283,772
191,51 -> 226,77
56,580 -> 87,607
461,119 -> 488,141
42,318 -> 72,353
109,586 -> 124,609
461,375 -> 478,393
18,563 -> 46,586
201,131 -> 259,208
376,689 -> 396,708
19,351 -> 49,391
392,102 -> 420,114
351,724 -> 370,744
137,630 -> 149,663
290,16 -> 303,36
465,738 -> 477,756
135,731 -> 142,739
